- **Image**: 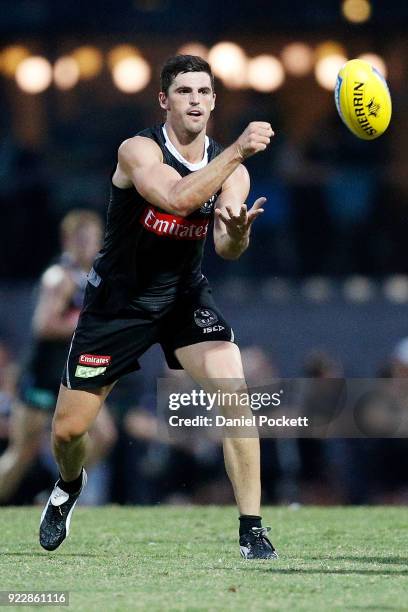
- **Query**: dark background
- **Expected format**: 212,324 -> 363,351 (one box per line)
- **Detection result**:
1,0 -> 407,281
1,0 -> 408,505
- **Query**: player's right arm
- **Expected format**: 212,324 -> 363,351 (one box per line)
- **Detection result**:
115,122 -> 274,217
32,265 -> 77,340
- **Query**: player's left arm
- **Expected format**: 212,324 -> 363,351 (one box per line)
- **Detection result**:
213,164 -> 266,260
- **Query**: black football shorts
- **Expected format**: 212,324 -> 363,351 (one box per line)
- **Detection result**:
61,282 -> 235,390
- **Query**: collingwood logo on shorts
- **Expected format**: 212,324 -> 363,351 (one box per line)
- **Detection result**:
194,308 -> 218,328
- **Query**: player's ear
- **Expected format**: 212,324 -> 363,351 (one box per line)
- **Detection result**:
210,93 -> 216,111
159,91 -> 169,111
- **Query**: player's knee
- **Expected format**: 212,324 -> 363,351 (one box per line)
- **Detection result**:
52,416 -> 89,444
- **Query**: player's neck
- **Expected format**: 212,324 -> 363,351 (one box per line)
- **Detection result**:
164,122 -> 206,164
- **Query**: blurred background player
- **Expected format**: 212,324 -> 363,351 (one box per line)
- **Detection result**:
0,341 -> 18,462
0,210 -> 116,504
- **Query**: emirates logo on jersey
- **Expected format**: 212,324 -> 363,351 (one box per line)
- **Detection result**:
141,206 -> 209,240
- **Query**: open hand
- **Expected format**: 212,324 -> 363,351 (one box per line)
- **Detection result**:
215,197 -> 266,240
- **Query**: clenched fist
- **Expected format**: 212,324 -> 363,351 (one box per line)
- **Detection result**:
235,122 -> 274,160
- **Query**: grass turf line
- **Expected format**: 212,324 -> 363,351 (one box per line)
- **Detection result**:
0,506 -> 407,611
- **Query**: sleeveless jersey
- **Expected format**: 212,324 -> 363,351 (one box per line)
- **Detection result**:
85,124 -> 224,314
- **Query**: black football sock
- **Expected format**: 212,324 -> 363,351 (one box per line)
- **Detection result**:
239,515 -> 262,536
58,468 -> 83,495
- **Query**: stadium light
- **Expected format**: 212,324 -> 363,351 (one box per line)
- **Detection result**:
15,56 -> 52,93
315,41 -> 347,61
208,42 -> 247,87
315,53 -> 347,90
221,64 -> 248,89
54,56 -> 80,90
358,53 -> 387,78
107,45 -> 140,70
342,0 -> 372,23
343,276 -> 374,302
0,45 -> 31,77
383,276 -> 408,303
71,46 -> 103,79
281,42 -> 314,76
302,277 -> 332,302
177,42 -> 209,60
261,279 -> 291,302
112,56 -> 151,93
247,55 -> 285,92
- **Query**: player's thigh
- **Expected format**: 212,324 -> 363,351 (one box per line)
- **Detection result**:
52,383 -> 114,441
175,341 -> 245,390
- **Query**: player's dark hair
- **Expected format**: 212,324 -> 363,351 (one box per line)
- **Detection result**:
160,55 -> 215,95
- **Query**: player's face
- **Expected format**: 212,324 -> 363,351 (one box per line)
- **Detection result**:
159,71 -> 215,135
67,223 -> 102,266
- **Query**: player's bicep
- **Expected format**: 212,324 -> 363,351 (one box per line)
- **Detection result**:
118,137 -> 183,214
131,163 -> 183,213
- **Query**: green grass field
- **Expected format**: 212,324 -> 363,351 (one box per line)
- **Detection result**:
0,506 -> 407,611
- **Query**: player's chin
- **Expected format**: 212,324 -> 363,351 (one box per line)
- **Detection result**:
185,116 -> 206,133
191,124 -> 206,136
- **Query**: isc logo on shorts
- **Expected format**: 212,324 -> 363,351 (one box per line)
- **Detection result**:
203,325 -> 225,333
79,354 -> 111,366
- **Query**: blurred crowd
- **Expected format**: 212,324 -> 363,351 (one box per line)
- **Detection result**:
1,335 -> 408,507
1,32 -> 407,507
1,92 -> 407,282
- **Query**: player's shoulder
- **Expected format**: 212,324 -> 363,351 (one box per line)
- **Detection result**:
135,124 -> 164,142
118,127 -> 163,165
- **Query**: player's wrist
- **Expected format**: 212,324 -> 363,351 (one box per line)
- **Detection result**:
230,141 -> 245,163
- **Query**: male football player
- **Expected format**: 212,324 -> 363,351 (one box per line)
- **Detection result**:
39,55 -> 276,559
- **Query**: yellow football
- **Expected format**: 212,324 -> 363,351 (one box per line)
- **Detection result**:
334,59 -> 392,140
